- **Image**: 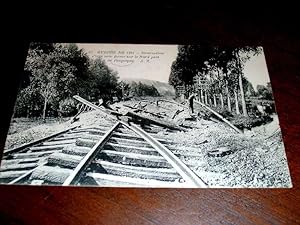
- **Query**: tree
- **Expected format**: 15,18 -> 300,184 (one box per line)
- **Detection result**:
116,81 -> 130,100
257,84 -> 273,100
234,47 -> 262,117
210,47 -> 237,112
29,43 -> 55,54
65,44 -> 90,98
169,45 -> 262,118
226,68 -> 240,114
243,77 -> 256,97
20,43 -> 93,120
125,81 -> 160,97
169,45 -> 215,89
14,84 -> 43,118
15,43 -> 119,119
88,57 -> 119,106
169,60 -> 185,87
24,44 -> 78,120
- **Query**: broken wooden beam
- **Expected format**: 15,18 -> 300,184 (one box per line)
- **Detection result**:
70,104 -> 85,123
157,99 -> 188,109
123,104 -> 164,118
124,111 -> 187,131
172,109 -> 184,119
157,99 -> 242,134
207,146 -> 233,157
72,96 -> 185,131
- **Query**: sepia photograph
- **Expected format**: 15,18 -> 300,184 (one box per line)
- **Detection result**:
0,43 -> 292,187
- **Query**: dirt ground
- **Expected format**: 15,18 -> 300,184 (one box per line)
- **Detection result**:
4,112 -> 116,150
3,97 -> 292,187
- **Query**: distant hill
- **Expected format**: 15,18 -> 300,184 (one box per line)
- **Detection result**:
121,78 -> 175,96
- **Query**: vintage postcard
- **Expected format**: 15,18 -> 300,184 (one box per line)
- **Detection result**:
0,43 -> 292,187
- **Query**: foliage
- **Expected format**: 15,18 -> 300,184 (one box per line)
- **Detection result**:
231,114 -> 273,130
64,44 -> 90,98
88,57 -> 119,104
215,107 -> 234,119
116,81 -> 131,100
22,43 -> 79,119
29,43 -> 55,54
14,43 -> 118,118
169,46 -> 261,90
169,45 -> 262,117
204,106 -> 234,119
14,86 -> 44,118
257,83 -> 273,100
58,98 -> 77,117
169,45 -> 215,87
130,82 -> 160,97
243,77 -> 256,97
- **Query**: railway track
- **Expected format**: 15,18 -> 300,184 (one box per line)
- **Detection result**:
0,120 -> 208,187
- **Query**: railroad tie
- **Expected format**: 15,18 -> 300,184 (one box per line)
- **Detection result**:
76,138 -> 97,148
62,146 -> 91,156
0,163 -> 38,172
104,143 -> 161,156
92,160 -> 181,181
31,166 -> 72,184
99,150 -> 172,168
47,152 -> 83,169
85,173 -> 186,188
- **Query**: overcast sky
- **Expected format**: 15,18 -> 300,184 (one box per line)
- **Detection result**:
77,44 -> 270,90
243,49 -> 270,90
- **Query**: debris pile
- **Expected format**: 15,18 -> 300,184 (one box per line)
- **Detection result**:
4,96 -> 292,187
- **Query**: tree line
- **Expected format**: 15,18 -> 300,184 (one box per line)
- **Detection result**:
118,81 -> 160,99
14,43 -> 160,120
169,46 -> 267,117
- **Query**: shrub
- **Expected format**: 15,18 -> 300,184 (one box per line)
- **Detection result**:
204,106 -> 233,119
215,108 -> 234,118
58,98 -> 77,117
130,82 -> 160,97
231,114 -> 273,130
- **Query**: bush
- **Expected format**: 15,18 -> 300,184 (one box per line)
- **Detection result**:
14,88 -> 44,118
204,106 -> 233,119
231,114 -> 273,130
58,98 -> 77,117
130,82 -> 160,97
215,108 -> 234,118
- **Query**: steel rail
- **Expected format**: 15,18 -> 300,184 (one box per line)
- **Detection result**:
194,100 -> 242,134
120,121 -> 208,188
73,95 -> 122,117
62,121 -> 121,186
8,162 -> 48,184
3,126 -> 80,156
